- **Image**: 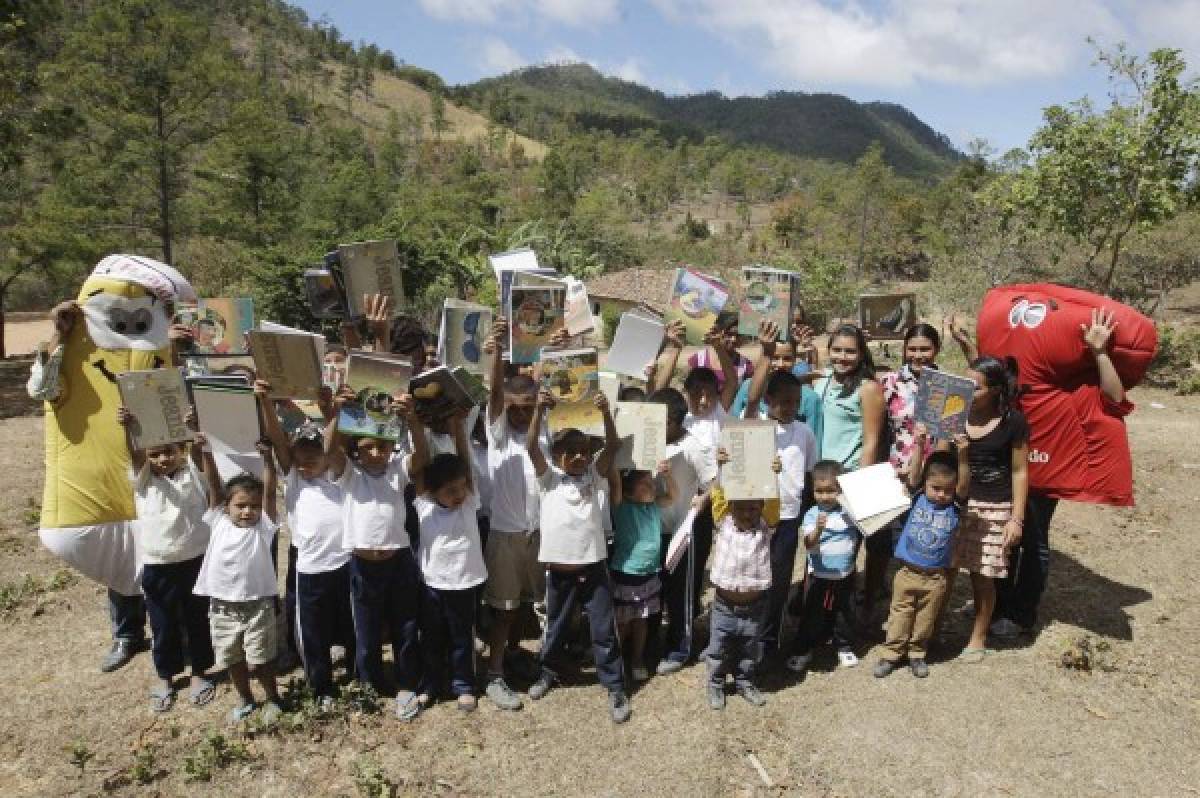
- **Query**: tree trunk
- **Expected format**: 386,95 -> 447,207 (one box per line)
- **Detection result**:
156,101 -> 173,264
0,282 -> 7,360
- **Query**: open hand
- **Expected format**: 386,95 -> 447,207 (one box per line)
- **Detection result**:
664,319 -> 686,349
758,319 -> 780,355
593,392 -> 610,413
50,301 -> 80,335
1081,307 -> 1118,355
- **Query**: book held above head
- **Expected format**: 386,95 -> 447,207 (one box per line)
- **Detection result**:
540,348 -> 602,435
248,326 -> 323,401
606,307 -> 665,380
666,267 -> 731,346
116,367 -> 192,450
336,239 -> 405,319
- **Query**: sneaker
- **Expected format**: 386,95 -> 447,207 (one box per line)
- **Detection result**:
259,701 -> 284,726
100,639 -> 138,673
527,671 -> 555,701
989,618 -> 1024,640
395,691 -> 422,722
706,683 -> 726,711
736,683 -> 767,707
873,659 -> 898,679
484,677 -> 523,711
631,665 -> 650,683
837,649 -> 859,668
608,690 -> 632,724
656,658 -> 684,675
909,658 -> 930,678
785,653 -> 812,673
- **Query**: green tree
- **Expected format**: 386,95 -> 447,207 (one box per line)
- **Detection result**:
1001,44 -> 1200,291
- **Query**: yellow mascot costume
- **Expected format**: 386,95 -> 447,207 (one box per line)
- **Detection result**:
38,254 -> 194,596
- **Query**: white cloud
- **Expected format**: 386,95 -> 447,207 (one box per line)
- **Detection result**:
544,45 -> 584,63
477,37 -> 528,74
419,0 -> 619,26
611,57 -> 647,84
651,0 -> 1128,88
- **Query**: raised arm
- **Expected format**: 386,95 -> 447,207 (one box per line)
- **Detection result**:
947,314 -> 979,364
907,423 -> 929,493
593,392 -> 620,476
450,409 -> 474,494
340,320 -> 363,350
255,379 -> 292,475
743,319 -> 780,419
365,293 -> 393,353
1082,307 -> 1125,404
527,389 -> 552,477
704,324 -> 739,411
953,433 -> 971,501
324,386 -> 356,479
486,317 -> 509,424
652,320 -> 686,393
858,379 -> 885,467
397,393 -> 429,481
116,406 -> 147,472
257,440 -> 278,523
655,460 -> 677,509
195,432 -> 224,508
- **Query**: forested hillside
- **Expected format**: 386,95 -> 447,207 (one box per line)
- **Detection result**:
454,64 -> 960,177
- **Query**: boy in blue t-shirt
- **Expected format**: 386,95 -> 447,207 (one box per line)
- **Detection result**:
875,425 -> 970,679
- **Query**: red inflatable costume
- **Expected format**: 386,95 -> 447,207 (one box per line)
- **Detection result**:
977,284 -> 1157,507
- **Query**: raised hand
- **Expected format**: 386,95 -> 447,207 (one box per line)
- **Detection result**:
664,319 -> 686,350
946,313 -> 971,345
771,454 -> 782,474
485,317 -> 509,355
548,326 -> 571,350
334,385 -> 357,409
117,406 -> 134,426
392,393 -> 415,419
758,319 -> 780,356
655,459 -> 671,477
50,301 -> 80,335
1081,307 -> 1118,355
593,391 -> 610,413
537,388 -> 556,411
791,323 -> 815,354
253,379 -> 272,399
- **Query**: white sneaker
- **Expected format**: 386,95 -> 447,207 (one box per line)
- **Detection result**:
837,649 -> 859,668
989,618 -> 1024,639
631,666 -> 650,682
785,653 -> 812,673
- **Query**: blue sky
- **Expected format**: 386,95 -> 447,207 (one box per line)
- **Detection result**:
290,0 -> 1199,154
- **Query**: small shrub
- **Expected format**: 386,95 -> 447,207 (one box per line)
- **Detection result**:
353,756 -> 396,798
65,740 -> 95,776
1059,635 -> 1116,673
1148,323 -> 1200,394
182,732 -> 253,782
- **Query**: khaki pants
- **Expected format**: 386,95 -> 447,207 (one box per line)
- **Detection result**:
881,565 -> 948,661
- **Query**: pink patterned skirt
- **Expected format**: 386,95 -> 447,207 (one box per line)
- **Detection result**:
951,499 -> 1012,579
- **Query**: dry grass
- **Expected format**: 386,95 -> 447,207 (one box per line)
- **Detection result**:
0,392 -> 1198,795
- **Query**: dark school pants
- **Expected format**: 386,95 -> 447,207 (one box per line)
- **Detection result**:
141,556 -> 214,680
792,574 -> 858,655
108,589 -> 146,643
539,562 -> 624,693
995,493 -> 1059,629
350,550 -> 422,695
296,562 -> 356,697
418,584 -> 478,698
763,516 -> 801,654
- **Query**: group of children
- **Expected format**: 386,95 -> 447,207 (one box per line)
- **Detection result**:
108,296 -> 1063,726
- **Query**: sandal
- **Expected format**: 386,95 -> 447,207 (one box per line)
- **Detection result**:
189,678 -> 216,707
957,647 -> 991,664
395,691 -> 422,722
227,702 -> 256,724
150,686 -> 176,713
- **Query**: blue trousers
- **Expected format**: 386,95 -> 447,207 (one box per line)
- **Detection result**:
350,550 -> 421,695
108,589 -> 146,643
141,556 -> 213,680
539,562 -> 625,692
418,585 -> 478,697
704,593 -> 768,688
995,493 -> 1058,628
297,563 -> 356,697
763,516 -> 801,653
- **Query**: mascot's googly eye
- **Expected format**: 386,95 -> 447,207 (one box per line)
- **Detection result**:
1021,302 -> 1048,329
1008,299 -> 1030,328
83,292 -> 171,351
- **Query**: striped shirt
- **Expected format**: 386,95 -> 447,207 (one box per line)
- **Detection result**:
708,515 -> 772,592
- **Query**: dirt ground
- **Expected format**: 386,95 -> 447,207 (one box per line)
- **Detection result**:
1,398 -> 1198,796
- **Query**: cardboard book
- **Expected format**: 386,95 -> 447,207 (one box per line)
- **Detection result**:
175,297 -> 254,355
116,368 -> 192,450
718,420 -> 778,500
304,267 -> 349,320
614,400 -> 667,472
189,381 -> 264,481
248,329 -> 322,401
541,348 -> 602,435
338,239 -> 405,318
836,463 -> 912,536
858,293 -> 917,340
738,266 -> 798,338
411,366 -> 475,422
438,299 -> 493,376
914,369 -> 976,440
606,310 -> 665,380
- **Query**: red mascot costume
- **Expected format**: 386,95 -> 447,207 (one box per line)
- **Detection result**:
976,283 -> 1157,632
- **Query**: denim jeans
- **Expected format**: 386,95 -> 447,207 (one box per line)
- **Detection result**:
539,562 -> 624,693
660,505 -> 714,665
141,556 -> 212,679
763,516 -> 801,654
350,550 -> 422,695
995,492 -> 1058,628
296,563 -> 356,697
704,593 -> 768,688
418,585 -> 478,697
108,588 -> 146,643
792,574 -> 857,655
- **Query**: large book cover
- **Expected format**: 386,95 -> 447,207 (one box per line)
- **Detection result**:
248,330 -> 322,400
451,367 -> 489,406
116,368 -> 192,450
411,366 -> 475,422
438,299 -> 492,376
915,369 -> 975,440
304,267 -> 349,320
338,239 -> 405,318
858,293 -> 916,340
563,277 -> 594,336
666,267 -> 731,346
614,400 -> 667,471
606,310 -> 664,380
337,353 -> 413,440
738,266 -> 797,337
718,420 -> 779,500
836,462 -> 911,536
509,283 -> 566,365
175,297 -> 254,355
541,348 -> 602,435
190,381 -> 264,482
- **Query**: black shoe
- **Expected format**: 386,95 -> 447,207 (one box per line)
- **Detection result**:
909,658 -> 930,678
873,659 -> 898,679
100,639 -> 139,673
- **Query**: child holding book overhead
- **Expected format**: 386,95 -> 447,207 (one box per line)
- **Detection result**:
413,410 -> 488,712
326,385 -> 431,720
953,356 -> 1029,663
787,460 -> 863,672
526,389 -> 632,724
875,425 -> 970,678
193,442 -> 284,724
117,407 -> 214,713
609,462 -> 676,682
256,380 -> 354,706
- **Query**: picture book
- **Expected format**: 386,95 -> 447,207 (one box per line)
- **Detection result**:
738,266 -> 798,337
540,348 -> 601,435
337,402 -> 406,441
718,420 -> 778,500
189,381 -> 264,482
858,293 -> 917,340
116,368 -> 192,451
666,267 -> 731,346
410,366 -> 475,422
606,310 -> 664,380
499,267 -> 559,316
563,277 -> 594,336
180,297 -> 254,355
451,367 -> 489,406
509,283 -> 566,365
248,329 -> 322,401
338,239 -> 405,318
614,400 -> 667,472
914,369 -> 976,441
488,247 -> 541,280
304,267 -> 348,320
182,354 -> 257,380
836,463 -> 912,536
346,353 -> 412,399
438,299 -> 492,376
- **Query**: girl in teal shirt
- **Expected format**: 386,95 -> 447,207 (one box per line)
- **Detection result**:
609,462 -> 677,683
812,325 -> 885,472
